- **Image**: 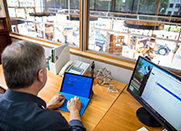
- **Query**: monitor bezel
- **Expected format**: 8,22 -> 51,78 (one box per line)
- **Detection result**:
127,56 -> 181,131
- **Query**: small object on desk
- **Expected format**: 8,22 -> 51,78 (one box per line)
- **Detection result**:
108,83 -> 118,93
91,61 -> 95,77
136,127 -> 148,131
96,68 -> 112,85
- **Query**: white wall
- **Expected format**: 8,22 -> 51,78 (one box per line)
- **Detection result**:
44,46 -> 133,84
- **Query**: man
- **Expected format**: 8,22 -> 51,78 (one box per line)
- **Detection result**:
0,41 -> 86,131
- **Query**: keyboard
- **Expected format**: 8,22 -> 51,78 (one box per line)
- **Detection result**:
58,92 -> 90,116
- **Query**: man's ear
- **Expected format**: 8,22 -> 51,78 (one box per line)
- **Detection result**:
37,69 -> 44,83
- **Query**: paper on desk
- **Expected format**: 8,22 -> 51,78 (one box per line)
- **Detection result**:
137,127 -> 149,131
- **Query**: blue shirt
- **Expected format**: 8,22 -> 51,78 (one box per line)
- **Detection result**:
0,89 -> 86,131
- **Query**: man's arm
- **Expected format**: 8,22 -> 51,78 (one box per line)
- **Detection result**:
67,96 -> 86,131
47,95 -> 82,121
47,94 -> 86,131
67,96 -> 81,121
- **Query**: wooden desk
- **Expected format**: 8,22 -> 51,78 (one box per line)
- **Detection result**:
94,88 -> 165,131
0,65 -> 127,131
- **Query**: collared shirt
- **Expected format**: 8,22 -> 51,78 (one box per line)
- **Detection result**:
0,89 -> 86,131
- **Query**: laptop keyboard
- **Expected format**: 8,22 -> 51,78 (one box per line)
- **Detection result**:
58,92 -> 90,116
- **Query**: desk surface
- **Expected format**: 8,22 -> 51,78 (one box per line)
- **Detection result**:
94,87 -> 165,131
0,65 -> 127,131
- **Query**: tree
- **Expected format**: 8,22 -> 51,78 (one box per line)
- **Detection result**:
124,0 -> 133,13
133,0 -> 158,14
95,1 -> 112,11
124,0 -> 169,14
115,0 -> 125,11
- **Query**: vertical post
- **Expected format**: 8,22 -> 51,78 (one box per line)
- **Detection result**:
82,0 -> 86,51
94,0 -> 96,11
2,0 -> 11,31
131,0 -> 135,13
44,0 -> 47,12
171,29 -> 181,62
133,36 -> 138,59
154,0 -> 160,21
68,0 -> 70,21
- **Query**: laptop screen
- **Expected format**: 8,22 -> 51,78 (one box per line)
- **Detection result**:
60,72 -> 94,98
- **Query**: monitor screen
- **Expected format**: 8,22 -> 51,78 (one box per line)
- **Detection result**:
127,56 -> 181,131
60,72 -> 94,98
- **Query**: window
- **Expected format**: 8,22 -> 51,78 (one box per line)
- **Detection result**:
167,11 -> 171,15
7,0 -> 80,48
175,4 -> 180,8
4,0 -> 181,72
87,0 -> 181,71
174,12 -> 178,15
169,4 -> 173,8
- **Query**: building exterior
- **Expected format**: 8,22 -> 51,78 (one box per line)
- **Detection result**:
166,0 -> 181,15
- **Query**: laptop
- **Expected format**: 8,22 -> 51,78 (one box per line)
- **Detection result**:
58,72 -> 94,115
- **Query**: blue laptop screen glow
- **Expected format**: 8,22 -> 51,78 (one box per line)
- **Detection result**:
59,73 -> 94,115
61,73 -> 93,98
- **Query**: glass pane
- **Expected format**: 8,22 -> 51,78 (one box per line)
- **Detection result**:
8,0 -> 80,48
88,0 -> 181,71
115,0 -> 132,13
90,0 -> 95,10
70,0 -> 79,9
133,0 -> 157,14
94,0 -> 112,11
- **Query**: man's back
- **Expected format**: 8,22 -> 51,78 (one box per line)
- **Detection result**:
0,89 -> 73,131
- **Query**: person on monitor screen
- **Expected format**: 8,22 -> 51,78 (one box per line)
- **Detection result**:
0,41 -> 86,131
139,65 -> 152,95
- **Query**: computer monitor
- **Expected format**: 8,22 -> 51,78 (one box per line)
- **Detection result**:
127,56 -> 181,131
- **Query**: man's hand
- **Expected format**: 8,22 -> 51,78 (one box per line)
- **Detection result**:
47,94 -> 66,109
67,96 -> 81,112
67,96 -> 82,121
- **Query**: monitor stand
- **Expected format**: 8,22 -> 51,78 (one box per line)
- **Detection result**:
136,107 -> 161,127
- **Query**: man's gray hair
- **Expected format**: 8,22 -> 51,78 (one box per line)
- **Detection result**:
1,41 -> 45,89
